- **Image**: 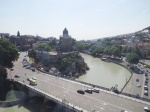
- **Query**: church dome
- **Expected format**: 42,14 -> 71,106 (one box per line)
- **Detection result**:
63,28 -> 68,35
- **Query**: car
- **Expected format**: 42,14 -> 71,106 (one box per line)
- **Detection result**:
23,63 -> 29,67
10,68 -> 14,71
26,65 -> 31,69
146,78 -> 149,80
23,58 -> 27,61
135,94 -> 140,98
145,83 -> 148,86
144,86 -> 148,90
31,68 -> 35,71
144,107 -> 150,112
77,90 -> 85,94
85,89 -> 92,94
27,78 -> 31,81
136,79 -> 139,82
137,84 -> 141,87
144,91 -> 148,96
145,74 -> 148,76
121,110 -> 128,112
15,75 -> 20,78
32,77 -> 37,80
145,80 -> 148,84
92,88 -> 100,93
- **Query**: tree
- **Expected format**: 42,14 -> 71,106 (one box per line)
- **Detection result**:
131,47 -> 141,58
0,66 -> 7,79
0,38 -> 19,68
28,49 -> 37,59
35,44 -> 51,52
126,53 -> 139,64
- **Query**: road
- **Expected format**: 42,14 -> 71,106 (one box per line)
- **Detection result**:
8,52 -> 150,112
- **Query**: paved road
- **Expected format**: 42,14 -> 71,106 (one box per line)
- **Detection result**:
123,63 -> 150,99
8,52 -> 150,112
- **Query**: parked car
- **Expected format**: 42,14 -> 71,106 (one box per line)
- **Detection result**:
145,80 -> 148,84
136,79 -> 139,82
137,84 -> 141,87
144,86 -> 148,90
135,94 -> 140,98
92,88 -> 100,93
23,58 -> 27,61
121,110 -> 128,112
85,89 -> 92,94
10,68 -> 14,71
31,68 -> 35,71
144,107 -> 150,112
32,77 -> 37,80
27,78 -> 31,81
26,65 -> 31,69
77,90 -> 85,94
144,91 -> 148,96
15,75 -> 20,78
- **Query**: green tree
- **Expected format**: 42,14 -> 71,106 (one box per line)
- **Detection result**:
28,49 -> 36,59
0,38 -> 19,68
126,53 -> 139,64
0,66 -> 7,79
131,47 -> 141,58
35,44 -> 51,52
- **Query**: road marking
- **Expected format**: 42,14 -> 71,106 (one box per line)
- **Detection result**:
93,105 -> 105,110
36,78 -> 133,112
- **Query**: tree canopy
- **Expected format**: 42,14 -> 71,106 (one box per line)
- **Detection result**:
126,52 -> 139,64
0,38 -> 19,68
35,44 -> 51,52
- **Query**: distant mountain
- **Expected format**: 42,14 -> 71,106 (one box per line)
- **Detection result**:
88,26 -> 150,41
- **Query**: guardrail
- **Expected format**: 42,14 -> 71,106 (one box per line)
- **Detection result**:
15,80 -> 87,112
121,92 -> 150,102
37,68 -> 110,91
37,68 -> 150,104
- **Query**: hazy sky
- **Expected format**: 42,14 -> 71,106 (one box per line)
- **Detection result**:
0,0 -> 150,40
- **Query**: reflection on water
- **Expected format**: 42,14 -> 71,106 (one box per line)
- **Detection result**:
77,53 -> 131,90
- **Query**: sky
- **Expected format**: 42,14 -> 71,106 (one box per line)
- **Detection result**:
0,0 -> 150,40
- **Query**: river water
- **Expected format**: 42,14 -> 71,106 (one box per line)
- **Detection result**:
77,53 -> 131,90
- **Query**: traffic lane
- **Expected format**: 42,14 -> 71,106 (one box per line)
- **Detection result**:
92,91 -> 146,112
13,52 -> 149,111
35,77 -> 147,112
13,66 -> 149,112
34,79 -> 129,112
131,74 -> 143,97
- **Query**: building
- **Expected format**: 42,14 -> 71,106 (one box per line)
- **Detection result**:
58,28 -> 75,52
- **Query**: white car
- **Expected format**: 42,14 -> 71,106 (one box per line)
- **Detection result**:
32,77 -> 37,80
137,84 -> 141,87
144,90 -> 148,96
144,107 -> 150,112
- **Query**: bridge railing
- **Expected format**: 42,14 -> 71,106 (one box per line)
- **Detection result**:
121,92 -> 150,102
37,68 -> 110,91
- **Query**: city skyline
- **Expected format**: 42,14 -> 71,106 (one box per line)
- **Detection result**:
0,0 -> 150,40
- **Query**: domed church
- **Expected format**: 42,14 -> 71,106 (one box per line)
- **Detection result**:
58,28 -> 75,52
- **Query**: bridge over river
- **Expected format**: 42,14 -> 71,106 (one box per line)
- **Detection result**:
8,52 -> 150,112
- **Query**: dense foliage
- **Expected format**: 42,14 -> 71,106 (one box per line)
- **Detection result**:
57,54 -> 88,76
0,38 -> 19,68
126,53 -> 139,64
35,44 -> 51,52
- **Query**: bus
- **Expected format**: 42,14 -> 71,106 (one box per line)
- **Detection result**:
29,79 -> 37,86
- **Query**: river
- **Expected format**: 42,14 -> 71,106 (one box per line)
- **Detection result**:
77,53 -> 131,90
